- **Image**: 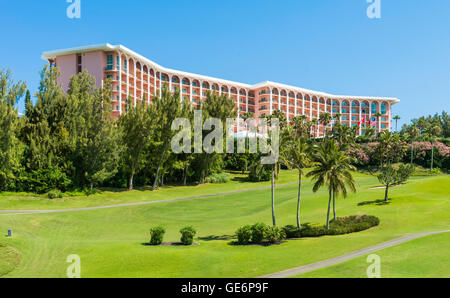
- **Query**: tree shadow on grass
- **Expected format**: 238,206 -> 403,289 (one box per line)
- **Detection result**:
198,235 -> 235,241
358,199 -> 391,206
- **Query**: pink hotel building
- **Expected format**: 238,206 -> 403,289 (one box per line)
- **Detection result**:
42,43 -> 400,137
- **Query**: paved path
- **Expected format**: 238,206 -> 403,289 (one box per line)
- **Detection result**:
0,181 -> 307,216
260,230 -> 450,278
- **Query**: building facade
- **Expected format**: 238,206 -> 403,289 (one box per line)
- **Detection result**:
42,43 -> 400,137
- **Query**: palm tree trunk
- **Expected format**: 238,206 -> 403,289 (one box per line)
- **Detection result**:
326,189 -> 332,230
183,165 -> 188,186
332,191 -> 336,220
271,164 -> 276,226
297,171 -> 302,228
385,184 -> 389,202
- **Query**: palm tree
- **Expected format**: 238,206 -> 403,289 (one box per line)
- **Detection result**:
307,139 -> 357,229
241,112 -> 254,172
373,113 -> 383,134
319,112 -> 332,137
334,113 -> 342,124
280,137 -> 311,228
393,115 -> 401,132
407,125 -> 420,164
310,119 -> 318,138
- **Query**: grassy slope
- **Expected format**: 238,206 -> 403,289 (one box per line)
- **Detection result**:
0,170 -> 300,210
295,232 -> 450,278
0,173 -> 448,278
0,242 -> 21,277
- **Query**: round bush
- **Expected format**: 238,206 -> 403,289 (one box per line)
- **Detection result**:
47,189 -> 63,199
205,173 -> 230,184
149,226 -> 166,245
180,226 -> 197,245
236,225 -> 252,245
251,223 -> 267,243
265,226 -> 286,244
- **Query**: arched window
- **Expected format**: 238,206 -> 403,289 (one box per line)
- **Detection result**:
371,102 -> 377,114
381,103 -> 386,115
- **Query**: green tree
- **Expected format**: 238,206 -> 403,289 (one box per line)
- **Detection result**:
393,115 -> 401,132
151,86 -> 185,190
67,71 -> 120,189
377,165 -> 398,202
280,136 -> 311,228
196,90 -> 236,184
307,139 -> 357,229
119,94 -> 153,190
319,112 -> 332,137
0,70 -> 26,190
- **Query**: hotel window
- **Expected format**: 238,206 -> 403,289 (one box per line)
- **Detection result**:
332,108 -> 338,113
381,124 -> 387,129
352,116 -> 358,121
381,103 -> 386,115
192,81 -> 198,87
342,108 -> 349,113
124,60 -> 128,72
182,88 -> 187,94
352,108 -> 358,114
371,103 -> 377,114
106,55 -> 114,70
182,79 -> 189,85
342,116 -> 348,120
202,83 -> 208,89
77,54 -> 82,73
342,102 -> 349,107
332,101 -> 339,106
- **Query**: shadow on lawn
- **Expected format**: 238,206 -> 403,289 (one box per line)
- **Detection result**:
198,235 -> 235,241
358,199 -> 391,206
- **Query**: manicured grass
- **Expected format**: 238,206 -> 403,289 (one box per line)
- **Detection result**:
294,232 -> 450,278
0,170 -> 301,210
0,173 -> 448,277
0,242 -> 21,277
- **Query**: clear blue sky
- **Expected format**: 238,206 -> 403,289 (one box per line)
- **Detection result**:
1,0 -> 449,127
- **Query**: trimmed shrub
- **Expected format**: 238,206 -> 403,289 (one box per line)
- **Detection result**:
236,225 -> 252,245
282,225 -> 302,238
251,223 -> 267,243
149,226 -> 166,245
283,215 -> 380,238
265,226 -> 286,244
328,215 -> 379,235
180,226 -> 197,245
205,173 -> 230,184
298,224 -> 328,238
47,189 -> 63,199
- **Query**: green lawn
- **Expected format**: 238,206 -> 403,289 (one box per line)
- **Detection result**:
295,232 -> 450,278
0,172 -> 449,278
0,170 -> 301,210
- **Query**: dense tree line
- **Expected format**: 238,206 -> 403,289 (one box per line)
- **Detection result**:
0,68 -> 235,193
1,67 -> 448,195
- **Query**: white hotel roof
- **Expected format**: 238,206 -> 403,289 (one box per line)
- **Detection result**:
42,43 -> 400,104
